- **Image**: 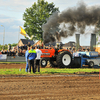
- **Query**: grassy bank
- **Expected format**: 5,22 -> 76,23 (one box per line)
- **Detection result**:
0,68 -> 99,75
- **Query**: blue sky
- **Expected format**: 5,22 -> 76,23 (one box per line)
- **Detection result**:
0,0 -> 100,46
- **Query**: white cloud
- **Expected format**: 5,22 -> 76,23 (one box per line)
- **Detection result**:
0,0 -> 100,12
0,16 -> 23,33
1,31 -> 25,45
0,15 -> 17,23
11,25 -> 19,29
0,18 -> 13,23
0,32 -> 3,35
0,0 -> 36,12
0,14 -> 24,45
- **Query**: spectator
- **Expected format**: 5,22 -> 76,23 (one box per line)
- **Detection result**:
35,46 -> 42,72
83,48 -> 85,52
1,49 -> 4,54
40,45 -> 43,49
19,49 -> 23,56
7,50 -> 10,56
22,49 -> 26,56
48,45 -> 51,49
87,48 -> 90,52
25,47 -> 30,72
0,50 -> 2,54
24,44 -> 27,50
27,46 -> 37,73
28,42 -> 31,47
4,50 -> 7,54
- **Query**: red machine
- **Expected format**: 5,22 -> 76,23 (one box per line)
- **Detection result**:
40,48 -> 72,68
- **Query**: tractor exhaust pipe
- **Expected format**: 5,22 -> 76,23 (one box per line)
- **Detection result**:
75,34 -> 80,51
90,34 -> 96,51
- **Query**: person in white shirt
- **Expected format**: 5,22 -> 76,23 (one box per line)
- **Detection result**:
35,46 -> 42,72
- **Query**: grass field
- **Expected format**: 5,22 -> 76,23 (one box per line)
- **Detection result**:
0,68 -> 99,75
0,62 -> 100,75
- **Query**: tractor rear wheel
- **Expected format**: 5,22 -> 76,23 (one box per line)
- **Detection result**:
57,51 -> 72,68
40,58 -> 48,68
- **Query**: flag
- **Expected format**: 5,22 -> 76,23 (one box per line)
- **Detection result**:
19,26 -> 31,39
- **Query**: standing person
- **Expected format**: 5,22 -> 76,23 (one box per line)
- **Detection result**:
0,50 -> 2,54
27,46 -> 37,73
35,46 -> 42,72
25,46 -> 30,72
28,42 -> 31,47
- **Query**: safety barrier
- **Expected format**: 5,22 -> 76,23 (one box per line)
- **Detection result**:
0,54 -> 26,62
0,54 -> 7,61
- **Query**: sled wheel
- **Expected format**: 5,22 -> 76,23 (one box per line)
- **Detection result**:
89,61 -> 94,68
57,51 -> 72,68
41,58 -> 47,68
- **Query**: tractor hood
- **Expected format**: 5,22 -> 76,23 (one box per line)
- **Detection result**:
73,51 -> 98,58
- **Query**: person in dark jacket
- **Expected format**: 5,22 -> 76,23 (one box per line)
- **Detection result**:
28,42 -> 31,47
27,46 -> 37,73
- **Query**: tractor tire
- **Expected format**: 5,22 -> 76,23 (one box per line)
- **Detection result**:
40,58 -> 48,68
57,51 -> 72,68
71,59 -> 81,68
49,58 -> 58,67
89,61 -> 94,68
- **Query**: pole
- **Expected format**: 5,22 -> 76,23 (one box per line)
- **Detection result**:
17,26 -> 20,56
90,34 -> 96,51
1,25 -> 5,49
18,26 -> 20,43
75,34 -> 80,51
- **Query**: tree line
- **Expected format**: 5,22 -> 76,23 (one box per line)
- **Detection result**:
0,43 -> 17,51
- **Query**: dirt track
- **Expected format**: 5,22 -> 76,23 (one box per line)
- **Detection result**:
0,75 -> 100,100
0,63 -> 51,69
0,64 -> 100,100
0,64 -> 26,69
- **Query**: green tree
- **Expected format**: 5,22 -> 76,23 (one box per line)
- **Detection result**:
23,0 -> 59,41
11,43 -> 17,47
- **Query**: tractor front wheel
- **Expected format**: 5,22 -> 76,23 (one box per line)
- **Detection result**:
40,58 -> 48,68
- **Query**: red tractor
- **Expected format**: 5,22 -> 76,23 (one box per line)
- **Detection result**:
40,44 -> 72,68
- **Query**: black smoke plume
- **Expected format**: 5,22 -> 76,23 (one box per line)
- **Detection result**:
42,1 -> 100,44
